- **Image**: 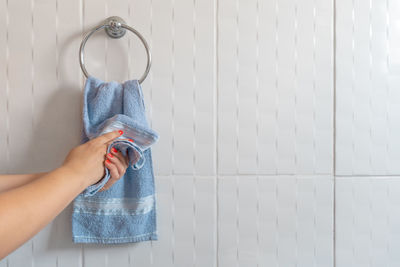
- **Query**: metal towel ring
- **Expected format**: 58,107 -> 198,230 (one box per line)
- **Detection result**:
79,16 -> 151,84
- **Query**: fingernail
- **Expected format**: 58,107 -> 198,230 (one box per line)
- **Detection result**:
107,153 -> 113,158
118,130 -> 123,135
128,139 -> 133,142
106,159 -> 111,164
111,147 -> 118,153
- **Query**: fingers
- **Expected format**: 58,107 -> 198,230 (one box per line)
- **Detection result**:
110,147 -> 129,166
99,151 -> 129,192
95,138 -> 132,192
99,160 -> 120,192
92,130 -> 123,145
106,151 -> 128,177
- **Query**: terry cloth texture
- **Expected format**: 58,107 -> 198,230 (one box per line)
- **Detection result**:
71,75 -> 159,244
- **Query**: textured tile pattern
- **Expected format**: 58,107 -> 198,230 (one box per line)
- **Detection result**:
218,0 -> 333,175
2,0 -> 400,266
336,0 -> 400,175
336,178 -> 400,267
218,176 -> 333,267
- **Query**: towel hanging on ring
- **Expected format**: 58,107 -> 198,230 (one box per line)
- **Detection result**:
71,76 -> 159,244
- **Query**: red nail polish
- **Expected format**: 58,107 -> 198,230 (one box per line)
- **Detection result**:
106,159 -> 111,164
112,147 -> 118,153
118,130 -> 123,135
128,139 -> 133,142
107,153 -> 113,158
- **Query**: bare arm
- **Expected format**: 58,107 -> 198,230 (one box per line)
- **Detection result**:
0,167 -> 88,258
0,130 -> 123,259
0,172 -> 47,193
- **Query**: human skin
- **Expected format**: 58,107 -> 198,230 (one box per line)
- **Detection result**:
0,145 -> 129,194
0,130 -> 129,259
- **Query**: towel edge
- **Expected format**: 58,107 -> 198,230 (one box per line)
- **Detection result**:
72,232 -> 158,244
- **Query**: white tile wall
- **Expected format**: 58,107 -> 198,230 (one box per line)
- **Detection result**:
218,176 -> 333,267
218,0 -> 333,175
1,0 -> 400,266
336,178 -> 400,267
336,0 -> 400,175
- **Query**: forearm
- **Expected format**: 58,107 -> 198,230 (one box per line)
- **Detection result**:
0,166 -> 89,259
0,172 -> 47,193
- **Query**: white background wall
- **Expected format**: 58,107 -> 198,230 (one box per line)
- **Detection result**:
0,0 -> 399,266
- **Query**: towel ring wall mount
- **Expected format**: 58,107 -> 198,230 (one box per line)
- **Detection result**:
79,16 -> 151,84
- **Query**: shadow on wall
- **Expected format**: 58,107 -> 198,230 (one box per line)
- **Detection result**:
10,21 -> 134,175
16,29 -> 140,254
11,31 -> 84,174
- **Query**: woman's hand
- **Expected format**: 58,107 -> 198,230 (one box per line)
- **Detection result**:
61,130 -> 123,187
99,146 -> 130,192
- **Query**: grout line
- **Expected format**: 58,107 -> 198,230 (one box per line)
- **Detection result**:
351,178 -> 355,266
235,176 -> 240,267
255,0 -> 260,265
80,0 -> 85,265
5,0 -> 10,173
80,0 -> 85,88
367,0 -> 373,175
295,177 -> 299,267
234,0 -> 240,177
154,173 -> 400,178
171,0 -> 176,175
171,177 -> 176,266
192,1 -> 197,266
333,0 -> 337,265
275,178 -> 279,266
335,174 -> 400,178
293,0 -> 299,264
214,0 -> 219,265
293,0 -> 298,175
55,1 -> 59,266
384,0 -> 390,178
192,0 -> 197,177
192,177 -> 197,267
191,0 -> 198,173
31,0 -> 35,143
104,0 -> 108,82
149,0 -> 154,131
55,0 -> 59,85
312,0 -> 317,179
350,0 -> 356,176
171,0 -> 176,265
30,0 -> 35,263
127,1 -> 131,82
367,2 -> 373,265
385,179 -> 390,266
313,176 -> 317,267
368,176 -> 373,267
274,0 -> 280,173
234,0 -> 240,264
311,0 -> 319,264
147,0 -> 155,265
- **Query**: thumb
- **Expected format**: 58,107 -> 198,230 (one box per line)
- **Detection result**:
92,130 -> 123,145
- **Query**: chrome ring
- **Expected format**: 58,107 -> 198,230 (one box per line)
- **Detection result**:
79,16 -> 151,84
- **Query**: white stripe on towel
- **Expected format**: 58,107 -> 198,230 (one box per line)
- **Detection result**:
73,195 -> 155,216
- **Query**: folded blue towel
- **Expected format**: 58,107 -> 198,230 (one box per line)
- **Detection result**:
71,75 -> 159,244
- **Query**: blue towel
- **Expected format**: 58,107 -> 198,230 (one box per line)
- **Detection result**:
71,75 -> 159,244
